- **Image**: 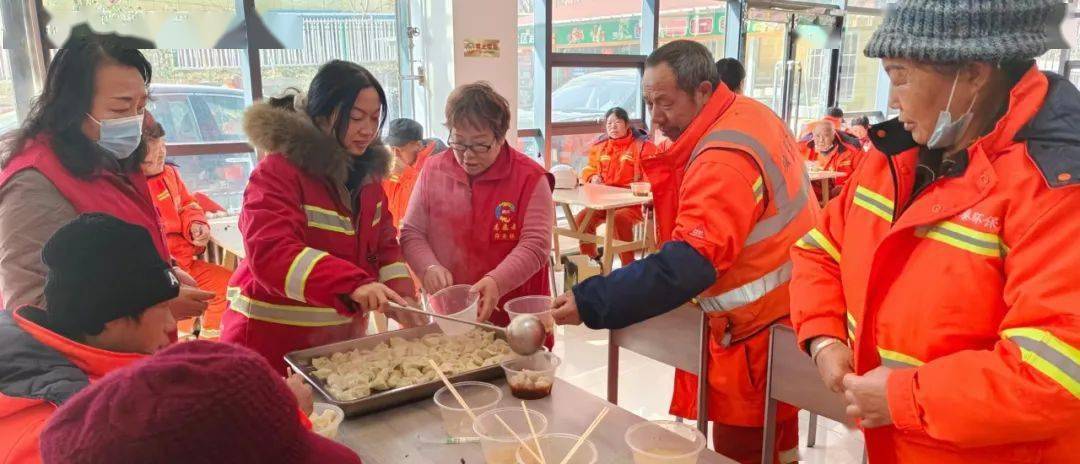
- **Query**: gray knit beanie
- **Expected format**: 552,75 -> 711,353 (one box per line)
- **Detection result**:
865,0 -> 1068,63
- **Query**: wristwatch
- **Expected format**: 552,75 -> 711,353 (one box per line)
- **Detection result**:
810,336 -> 842,365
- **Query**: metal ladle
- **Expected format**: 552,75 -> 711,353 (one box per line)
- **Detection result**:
387,303 -> 548,356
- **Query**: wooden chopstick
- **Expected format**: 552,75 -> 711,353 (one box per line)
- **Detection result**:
523,401 -> 547,464
558,407 -> 609,464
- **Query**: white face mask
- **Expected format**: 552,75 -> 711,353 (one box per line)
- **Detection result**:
87,113 -> 144,159
926,72 -> 977,150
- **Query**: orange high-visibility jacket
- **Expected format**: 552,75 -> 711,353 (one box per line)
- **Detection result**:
641,84 -> 819,425
580,130 -> 656,187
382,141 -> 436,228
791,68 -> 1080,463
147,164 -> 208,269
801,139 -> 863,190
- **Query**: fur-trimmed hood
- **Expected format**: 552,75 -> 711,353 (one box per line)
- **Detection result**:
242,101 -> 391,185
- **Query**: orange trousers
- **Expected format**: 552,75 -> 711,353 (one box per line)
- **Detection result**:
712,416 -> 800,464
176,259 -> 232,336
575,206 -> 644,266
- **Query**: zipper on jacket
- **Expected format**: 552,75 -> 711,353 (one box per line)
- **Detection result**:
886,155 -> 900,224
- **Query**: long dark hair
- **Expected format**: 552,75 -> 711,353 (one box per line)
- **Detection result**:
2,32 -> 152,177
268,60 -> 388,147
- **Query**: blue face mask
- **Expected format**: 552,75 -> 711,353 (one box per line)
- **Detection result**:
926,73 -> 977,151
87,113 -> 144,159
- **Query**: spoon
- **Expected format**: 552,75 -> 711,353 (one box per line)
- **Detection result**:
387,302 -> 547,356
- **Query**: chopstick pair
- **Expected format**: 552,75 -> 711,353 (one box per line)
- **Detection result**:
559,407 -> 609,464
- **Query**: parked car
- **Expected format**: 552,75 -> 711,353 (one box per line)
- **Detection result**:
518,68 -> 642,127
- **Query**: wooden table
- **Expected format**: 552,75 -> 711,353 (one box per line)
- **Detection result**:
808,170 -> 848,205
207,215 -> 244,270
339,378 -> 737,464
552,184 -> 653,275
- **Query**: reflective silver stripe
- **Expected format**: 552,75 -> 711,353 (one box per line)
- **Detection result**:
284,247 -> 328,302
688,130 -> 811,246
697,261 -> 793,312
227,288 -> 351,327
1008,334 -> 1080,397
304,205 -> 355,235
378,262 -> 411,282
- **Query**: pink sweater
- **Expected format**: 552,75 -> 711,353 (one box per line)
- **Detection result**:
400,162 -> 553,297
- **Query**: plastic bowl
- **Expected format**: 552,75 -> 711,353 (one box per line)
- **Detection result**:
434,381 -> 503,438
309,403 -> 345,440
625,420 -> 707,464
474,407 -> 549,464
630,181 -> 652,197
501,351 -> 560,400
515,433 -> 597,464
504,295 -> 554,329
425,284 -> 479,335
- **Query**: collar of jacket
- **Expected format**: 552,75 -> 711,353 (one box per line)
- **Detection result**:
660,84 -> 737,169
242,101 -> 391,186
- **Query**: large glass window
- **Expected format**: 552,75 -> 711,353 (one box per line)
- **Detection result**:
518,0 -> 537,129
658,0 -> 727,57
837,13 -> 886,113
552,0 -> 642,55
743,20 -> 787,113
551,132 -> 602,172
41,1 -> 236,48
551,67 -> 641,123
0,17 -> 17,136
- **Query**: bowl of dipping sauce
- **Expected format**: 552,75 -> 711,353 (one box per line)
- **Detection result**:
501,351 -> 560,400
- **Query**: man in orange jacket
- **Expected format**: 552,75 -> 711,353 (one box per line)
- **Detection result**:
791,1 -> 1079,462
382,118 -> 444,228
577,107 -> 657,266
800,120 -> 862,200
0,214 -> 188,464
552,40 -> 818,463
142,122 -> 232,338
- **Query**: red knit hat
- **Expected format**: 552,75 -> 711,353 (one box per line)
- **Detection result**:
40,341 -> 362,464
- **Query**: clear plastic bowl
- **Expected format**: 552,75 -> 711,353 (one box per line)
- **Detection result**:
503,295 -> 554,329
501,351 -> 560,400
309,403 -> 344,440
473,407 -> 549,464
630,181 -> 652,197
625,420 -> 707,464
515,433 -> 597,464
433,381 -> 503,438
425,284 -> 479,335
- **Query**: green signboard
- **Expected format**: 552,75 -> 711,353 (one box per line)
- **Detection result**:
518,9 -> 727,47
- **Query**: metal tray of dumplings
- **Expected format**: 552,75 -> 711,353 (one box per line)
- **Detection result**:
284,323 -> 506,418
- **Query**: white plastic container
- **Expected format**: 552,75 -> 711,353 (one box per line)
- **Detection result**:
629,181 -> 652,197
501,351 -> 560,400
425,284 -> 479,335
433,381 -> 503,438
503,295 -> 554,330
625,420 -> 707,464
474,407 -> 549,464
515,433 -> 597,464
309,403 -> 345,440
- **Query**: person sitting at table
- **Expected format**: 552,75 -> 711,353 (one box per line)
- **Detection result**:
141,121 -> 232,338
848,115 -> 873,152
400,82 -> 554,328
222,60 -> 424,374
39,340 -> 362,464
576,107 -> 656,267
0,213 -> 205,464
382,118 -> 446,229
801,119 -> 862,200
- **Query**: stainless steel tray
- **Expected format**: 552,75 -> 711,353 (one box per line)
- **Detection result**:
284,324 -> 505,417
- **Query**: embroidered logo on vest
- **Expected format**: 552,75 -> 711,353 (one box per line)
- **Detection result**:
493,201 -> 519,241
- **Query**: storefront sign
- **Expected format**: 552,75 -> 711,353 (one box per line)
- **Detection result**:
464,39 -> 500,58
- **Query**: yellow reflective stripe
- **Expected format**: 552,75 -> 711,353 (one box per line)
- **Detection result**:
795,228 -> 841,263
846,312 -> 856,340
1002,328 -> 1080,399
853,186 -> 894,222
371,201 -> 383,227
303,205 -> 355,235
917,221 -> 1003,258
619,154 -> 634,163
378,262 -> 411,283
878,348 -> 924,368
599,155 -> 611,162
284,247 -> 329,302
751,176 -> 764,204
156,190 -> 170,201
226,288 -> 350,327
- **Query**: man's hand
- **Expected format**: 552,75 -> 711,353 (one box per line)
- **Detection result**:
190,222 -> 210,247
286,372 -> 314,416
388,296 -> 429,328
843,366 -> 894,428
550,291 -> 582,326
422,265 -> 453,294
350,282 -> 407,313
170,286 -> 214,320
815,340 -> 854,393
470,276 -> 500,322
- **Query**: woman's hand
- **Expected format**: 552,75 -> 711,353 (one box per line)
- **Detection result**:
190,222 -> 210,247
387,296 -> 429,328
286,372 -> 314,416
349,282 -> 407,313
470,276 -> 500,322
422,265 -> 453,294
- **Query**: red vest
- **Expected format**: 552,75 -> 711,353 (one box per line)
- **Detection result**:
0,137 -> 169,261
425,145 -> 553,327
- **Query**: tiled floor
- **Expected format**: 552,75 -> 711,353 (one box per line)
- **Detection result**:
549,300 -> 866,463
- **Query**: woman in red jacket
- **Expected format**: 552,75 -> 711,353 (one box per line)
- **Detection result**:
221,60 -> 423,372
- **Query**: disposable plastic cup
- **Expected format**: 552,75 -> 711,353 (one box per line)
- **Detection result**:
625,420 -> 707,464
425,284 -> 479,335
473,407 -> 549,464
433,381 -> 502,438
309,403 -> 344,440
501,351 -> 560,400
515,433 -> 597,464
504,295 -> 554,329
630,181 -> 652,197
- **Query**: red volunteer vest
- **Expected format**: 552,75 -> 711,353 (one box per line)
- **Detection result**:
425,145 -> 553,327
0,137 -> 170,261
